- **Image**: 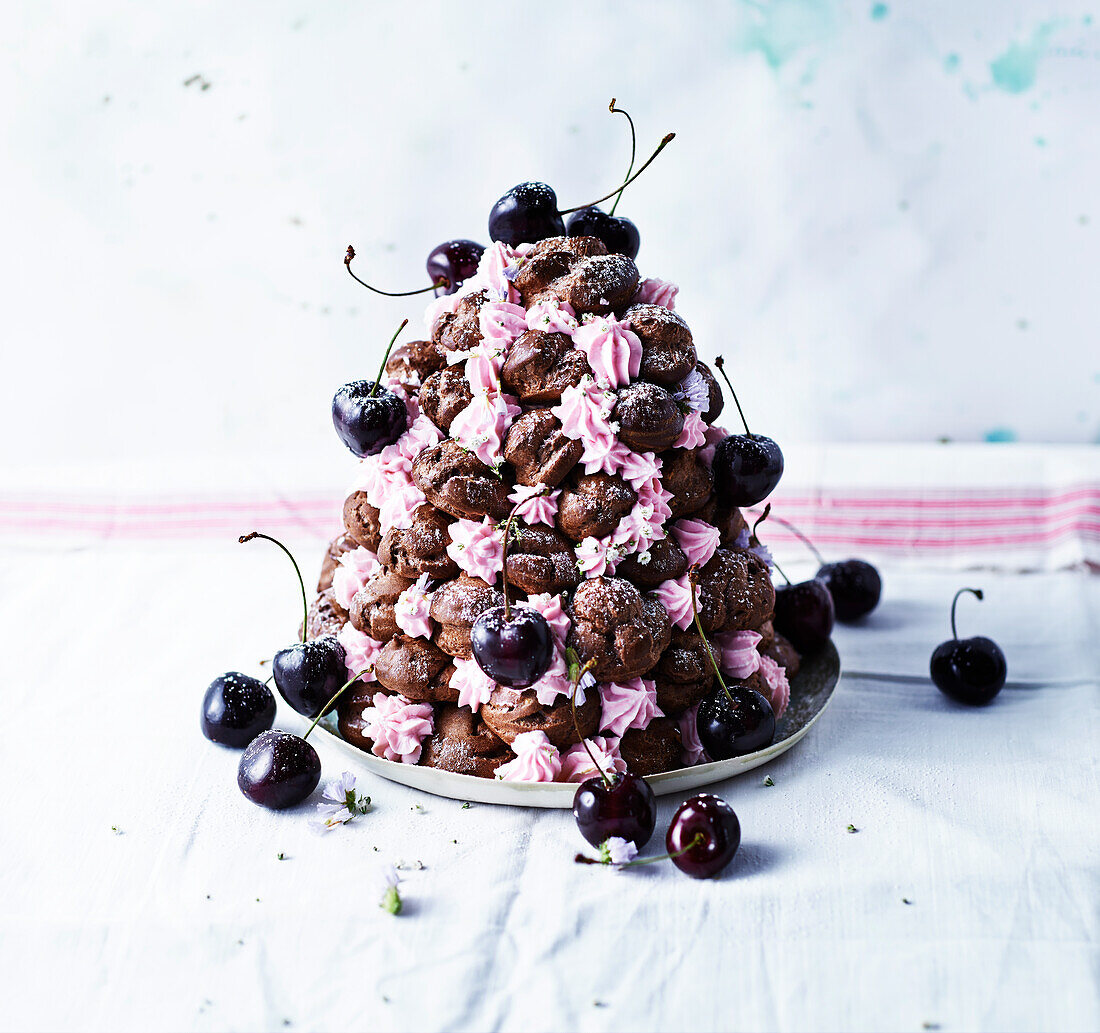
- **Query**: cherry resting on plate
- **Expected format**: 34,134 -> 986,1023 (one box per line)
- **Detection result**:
930,588 -> 1007,706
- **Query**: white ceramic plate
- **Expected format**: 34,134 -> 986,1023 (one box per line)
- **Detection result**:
304,642 -> 841,808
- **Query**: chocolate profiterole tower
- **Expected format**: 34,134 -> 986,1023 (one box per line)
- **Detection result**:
314,114 -> 796,782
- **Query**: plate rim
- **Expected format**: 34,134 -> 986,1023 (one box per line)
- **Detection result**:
304,641 -> 841,808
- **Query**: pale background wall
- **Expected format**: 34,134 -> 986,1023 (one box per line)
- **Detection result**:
2,0 -> 1098,475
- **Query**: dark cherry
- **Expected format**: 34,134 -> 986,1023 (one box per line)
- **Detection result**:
713,433 -> 784,507
488,182 -> 566,246
930,588 -> 1006,706
573,772 -> 657,850
817,559 -> 882,621
427,239 -> 485,296
470,605 -> 554,688
201,672 -> 276,747
565,206 -> 640,259
272,635 -> 347,718
666,794 -> 741,879
696,686 -> 776,760
331,379 -> 408,458
774,578 -> 835,654
237,730 -> 321,809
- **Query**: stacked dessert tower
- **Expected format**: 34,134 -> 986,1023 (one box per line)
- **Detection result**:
309,223 -> 800,782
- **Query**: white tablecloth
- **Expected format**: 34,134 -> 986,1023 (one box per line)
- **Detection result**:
1,446 -> 1097,1033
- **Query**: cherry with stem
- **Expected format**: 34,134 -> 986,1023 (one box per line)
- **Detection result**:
574,830 -> 705,866
930,588 -> 1006,706
709,356 -> 784,507
345,244 -> 447,296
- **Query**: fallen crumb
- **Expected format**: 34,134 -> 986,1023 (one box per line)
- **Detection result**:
847,824 -> 859,834
762,776 -> 775,787
276,853 -> 288,861
903,898 -> 913,905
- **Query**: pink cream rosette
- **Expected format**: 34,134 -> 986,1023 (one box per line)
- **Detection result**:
445,518 -> 504,584
598,677 -> 663,738
651,575 -> 695,631
672,518 -> 721,569
494,730 -> 562,782
377,479 -> 427,531
573,314 -> 641,389
524,592 -> 572,649
757,654 -> 790,719
632,277 -> 679,309
394,573 -> 435,640
530,646 -> 573,708
679,703 -> 710,766
448,390 -> 520,469
674,409 -> 708,449
525,300 -> 579,336
559,736 -> 628,783
332,547 -> 382,611
713,630 -> 763,680
336,622 -> 383,682
449,655 -> 495,712
478,301 -> 528,346
551,376 -> 618,474
575,535 -> 619,578
507,483 -> 560,527
362,692 -> 434,764
610,448 -> 662,491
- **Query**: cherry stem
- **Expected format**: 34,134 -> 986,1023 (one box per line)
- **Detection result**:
607,98 -> 637,217
345,244 -> 446,297
755,508 -> 825,566
370,318 -> 409,398
239,532 -> 308,645
569,657 -> 608,788
498,490 -> 546,620
559,132 -> 676,215
574,831 -> 706,867
713,356 -> 751,436
772,560 -> 793,586
688,566 -> 734,705
950,587 -> 983,641
303,668 -> 372,741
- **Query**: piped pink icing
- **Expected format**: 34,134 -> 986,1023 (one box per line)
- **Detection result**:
530,646 -> 573,707
575,535 -> 619,577
573,314 -> 642,389
351,451 -> 411,503
478,301 -> 528,345
679,703 -> 710,766
448,390 -> 520,469
674,409 -> 708,449
494,730 -> 562,782
524,592 -> 572,649
580,434 -> 629,477
332,547 -> 382,611
389,415 -> 442,463
377,479 -> 427,531
651,575 -> 695,631
559,736 -> 628,783
526,300 -> 578,336
672,518 -> 721,569
599,677 -> 663,738
475,241 -> 527,302
450,655 -> 495,712
446,518 -> 503,584
611,477 -> 673,556
336,623 -> 383,682
551,376 -> 618,472
700,424 -> 730,469
362,692 -> 434,764
713,630 -> 763,679
610,448 -> 662,490
394,573 -> 434,640
757,654 -> 790,719
633,277 -> 679,309
462,341 -> 506,393
508,483 -> 560,527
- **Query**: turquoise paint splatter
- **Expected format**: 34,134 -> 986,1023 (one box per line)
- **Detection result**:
870,3 -> 889,19
735,0 -> 837,70
943,52 -> 960,73
1035,136 -> 1046,147
984,427 -> 1018,443
989,22 -> 1059,93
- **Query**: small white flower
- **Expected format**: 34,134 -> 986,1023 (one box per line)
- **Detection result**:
314,771 -> 372,831
601,837 -> 639,866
